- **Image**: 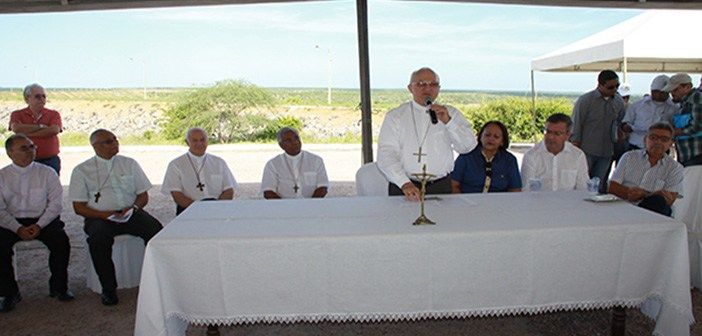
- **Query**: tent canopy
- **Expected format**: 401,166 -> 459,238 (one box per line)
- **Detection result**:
531,10 -> 702,74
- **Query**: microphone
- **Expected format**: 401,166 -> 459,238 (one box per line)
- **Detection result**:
425,97 -> 438,124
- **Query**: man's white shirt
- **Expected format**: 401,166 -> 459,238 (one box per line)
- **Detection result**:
161,152 -> 237,201
0,162 -> 62,232
622,96 -> 678,148
521,141 -> 589,191
377,100 -> 477,188
69,155 -> 152,211
261,150 -> 329,199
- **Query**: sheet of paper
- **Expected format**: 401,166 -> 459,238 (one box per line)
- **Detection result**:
108,208 -> 134,223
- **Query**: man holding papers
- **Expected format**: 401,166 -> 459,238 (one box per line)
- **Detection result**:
69,129 -> 162,306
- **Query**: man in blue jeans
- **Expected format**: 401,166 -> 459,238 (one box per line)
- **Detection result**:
570,70 -> 626,194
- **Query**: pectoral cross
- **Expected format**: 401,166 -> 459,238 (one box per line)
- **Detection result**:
293,184 -> 299,194
196,182 -> 205,191
413,147 -> 427,163
94,192 -> 101,203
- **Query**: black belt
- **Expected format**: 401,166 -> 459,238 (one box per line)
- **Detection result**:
410,175 -> 449,185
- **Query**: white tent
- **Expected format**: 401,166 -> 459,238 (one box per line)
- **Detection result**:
531,10 -> 702,82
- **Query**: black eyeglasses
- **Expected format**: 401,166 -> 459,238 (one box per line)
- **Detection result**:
484,161 -> 493,178
413,81 -> 440,88
96,138 -> 118,146
604,83 -> 620,90
34,94 -> 46,99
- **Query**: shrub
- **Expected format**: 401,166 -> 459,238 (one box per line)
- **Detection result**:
462,97 -> 572,142
254,115 -> 304,141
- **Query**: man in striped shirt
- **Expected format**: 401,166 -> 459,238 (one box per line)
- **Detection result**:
608,122 -> 684,216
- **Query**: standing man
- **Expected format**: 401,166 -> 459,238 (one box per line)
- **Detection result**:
0,134 -> 73,313
609,122 -> 683,216
162,127 -> 238,214
9,84 -> 63,174
261,127 -> 329,199
377,67 -> 477,201
662,73 -> 702,167
621,75 -> 678,151
69,129 -> 162,306
521,113 -> 589,191
571,70 -> 626,193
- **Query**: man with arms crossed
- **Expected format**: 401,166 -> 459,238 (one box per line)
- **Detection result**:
609,122 -> 683,216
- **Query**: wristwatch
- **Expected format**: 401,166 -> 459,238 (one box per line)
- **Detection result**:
132,204 -> 140,211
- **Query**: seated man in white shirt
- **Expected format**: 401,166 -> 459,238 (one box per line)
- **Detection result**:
377,67 -> 477,201
69,129 -> 162,306
0,134 -> 73,313
521,113 -> 589,191
162,128 -> 238,215
261,127 -> 328,199
609,122 -> 683,217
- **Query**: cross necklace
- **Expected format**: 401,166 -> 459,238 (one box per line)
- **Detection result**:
283,152 -> 304,194
186,153 -> 207,192
411,103 -> 431,163
93,158 -> 115,203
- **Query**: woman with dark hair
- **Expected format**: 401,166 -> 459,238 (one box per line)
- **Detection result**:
451,121 -> 522,193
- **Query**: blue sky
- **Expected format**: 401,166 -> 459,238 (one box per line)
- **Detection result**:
0,1 -> 674,94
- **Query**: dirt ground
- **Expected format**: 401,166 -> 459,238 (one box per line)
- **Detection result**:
0,145 -> 700,336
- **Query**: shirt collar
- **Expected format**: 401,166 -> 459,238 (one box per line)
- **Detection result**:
11,161 -> 34,174
284,151 -> 303,164
187,151 -> 206,165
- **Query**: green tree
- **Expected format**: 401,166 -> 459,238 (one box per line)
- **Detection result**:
162,80 -> 276,142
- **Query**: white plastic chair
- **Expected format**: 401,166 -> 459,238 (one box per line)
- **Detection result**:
672,166 -> 702,289
355,162 -> 389,197
12,240 -> 47,280
85,234 -> 146,293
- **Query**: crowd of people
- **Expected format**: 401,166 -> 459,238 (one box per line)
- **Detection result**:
0,68 -> 700,319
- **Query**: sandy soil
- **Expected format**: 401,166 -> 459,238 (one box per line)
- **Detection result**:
0,145 -> 700,336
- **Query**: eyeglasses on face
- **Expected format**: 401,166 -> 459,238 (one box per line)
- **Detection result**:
413,81 -> 440,88
33,94 -> 46,99
647,134 -> 672,142
603,83 -> 620,90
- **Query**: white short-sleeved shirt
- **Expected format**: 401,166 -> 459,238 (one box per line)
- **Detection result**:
260,150 -> 329,199
0,162 -> 63,232
161,152 -> 238,201
69,155 -> 152,211
622,96 -> 678,148
610,149 -> 684,198
521,141 -> 589,191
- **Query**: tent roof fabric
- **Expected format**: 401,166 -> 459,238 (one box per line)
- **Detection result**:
1,0 -> 701,14
531,10 -> 702,73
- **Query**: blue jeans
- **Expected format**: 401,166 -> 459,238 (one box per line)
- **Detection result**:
36,156 -> 61,175
585,154 -> 612,194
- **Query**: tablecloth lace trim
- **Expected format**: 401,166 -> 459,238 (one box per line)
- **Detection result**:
168,294 -> 694,327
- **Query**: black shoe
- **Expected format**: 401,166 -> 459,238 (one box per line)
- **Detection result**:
206,325 -> 220,336
0,292 -> 22,312
101,289 -> 118,306
50,289 -> 75,302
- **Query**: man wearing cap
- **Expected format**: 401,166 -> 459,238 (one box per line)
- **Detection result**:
663,73 -> 702,167
613,84 -> 631,165
377,67 -> 477,201
621,75 -> 678,152
8,84 -> 63,174
571,70 -> 626,193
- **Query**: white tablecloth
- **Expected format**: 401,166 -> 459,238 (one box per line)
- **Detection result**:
135,191 -> 694,336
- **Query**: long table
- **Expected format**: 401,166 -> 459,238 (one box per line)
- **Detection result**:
134,191 -> 694,336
